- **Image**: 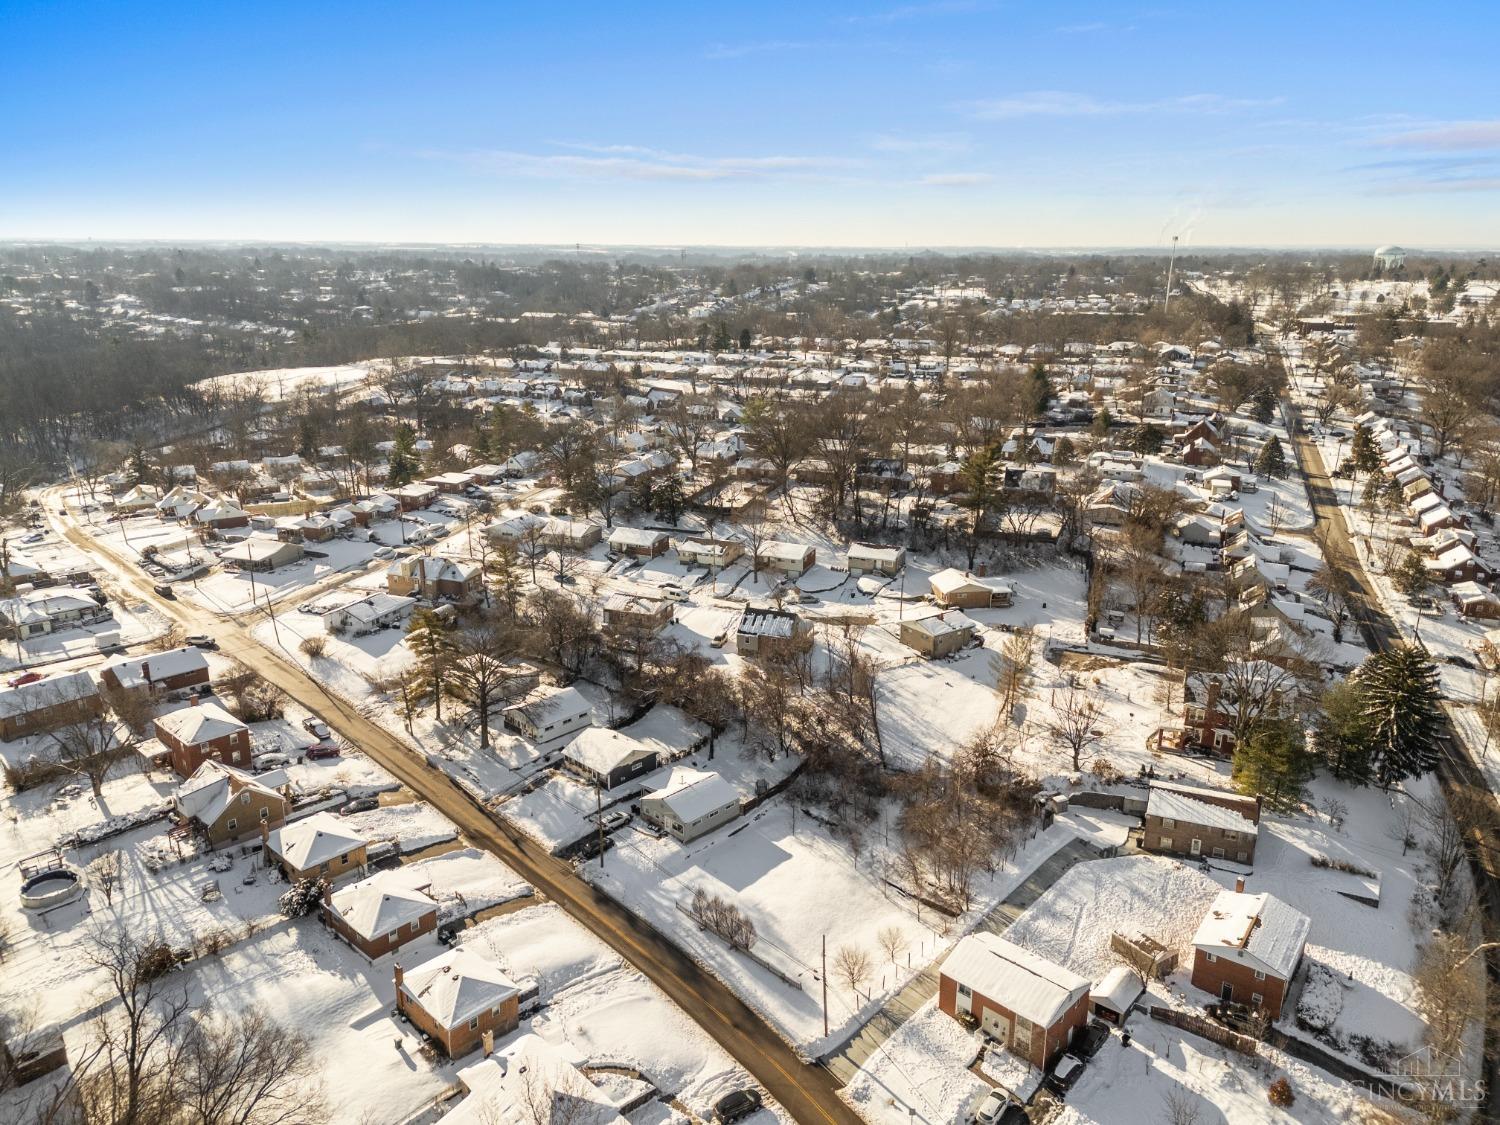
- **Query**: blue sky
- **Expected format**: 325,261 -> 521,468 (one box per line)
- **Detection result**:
6,1 -> 1499,248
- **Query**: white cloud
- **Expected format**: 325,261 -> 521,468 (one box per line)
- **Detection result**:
965,91 -> 1283,120
1375,121 -> 1500,151
423,144 -> 854,183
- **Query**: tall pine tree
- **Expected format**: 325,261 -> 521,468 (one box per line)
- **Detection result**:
1312,681 -> 1376,786
1354,644 -> 1442,786
387,425 -> 420,487
1254,436 -> 1287,478
1232,720 -> 1316,812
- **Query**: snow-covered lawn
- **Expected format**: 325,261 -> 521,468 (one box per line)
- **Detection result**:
1003,854 -> 1220,983
499,773 -> 599,851
587,802 -> 945,1051
342,800 -> 459,853
463,903 -> 791,1122
842,998 -> 987,1125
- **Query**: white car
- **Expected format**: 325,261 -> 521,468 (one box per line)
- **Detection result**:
659,586 -> 689,603
973,1090 -> 1020,1124
373,546 -> 395,559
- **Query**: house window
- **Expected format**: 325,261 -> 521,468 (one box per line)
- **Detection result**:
1237,851 -> 1248,862
1205,953 -> 1217,963
240,793 -> 250,805
226,818 -> 237,832
1161,818 -> 1176,830
409,921 -> 420,933
957,984 -> 972,997
1253,970 -> 1266,981
1251,992 -> 1264,1006
1159,837 -> 1173,849
468,1016 -> 479,1030
1211,847 -> 1225,859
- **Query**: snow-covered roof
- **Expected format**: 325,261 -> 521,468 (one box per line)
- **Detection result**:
848,543 -> 905,564
507,685 -> 591,728
1092,965 -> 1144,1014
941,933 -> 1090,1028
1147,787 -> 1258,836
737,607 -> 799,639
1192,890 -> 1310,981
644,767 -> 739,823
448,1034 -> 626,1125
564,727 -> 656,775
331,873 -> 437,941
267,812 -> 367,871
607,526 -> 669,549
0,669 -> 98,719
154,701 -> 245,746
326,592 -> 416,623
929,567 -> 1012,597
904,611 -> 979,640
755,539 -> 813,563
174,760 -> 281,824
400,949 -> 518,1030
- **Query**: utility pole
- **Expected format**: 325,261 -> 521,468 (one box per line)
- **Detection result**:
596,782 -> 605,869
1164,234 -> 1179,313
821,935 -> 828,1038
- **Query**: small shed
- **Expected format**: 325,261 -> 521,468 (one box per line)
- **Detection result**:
1091,965 -> 1143,1025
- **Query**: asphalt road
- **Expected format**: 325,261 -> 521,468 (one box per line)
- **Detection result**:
46,495 -> 865,1125
1287,411 -> 1500,1119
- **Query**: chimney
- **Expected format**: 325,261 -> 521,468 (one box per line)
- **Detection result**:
393,962 -> 404,990
321,881 -> 333,908
1235,876 -> 1246,894
259,818 -> 270,847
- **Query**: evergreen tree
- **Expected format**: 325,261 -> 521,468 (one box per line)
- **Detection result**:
1312,681 -> 1376,786
1127,423 -> 1165,454
1251,386 -> 1276,424
653,476 -> 685,525
711,320 -> 733,352
1254,437 -> 1287,478
125,443 -> 154,488
1028,363 -> 1053,413
1231,720 -> 1316,812
1349,424 -> 1381,477
1090,409 -> 1113,439
1392,550 -> 1429,596
387,425 -> 420,487
1355,644 -> 1442,786
406,606 -> 457,721
739,327 -> 753,351
1052,435 -> 1076,466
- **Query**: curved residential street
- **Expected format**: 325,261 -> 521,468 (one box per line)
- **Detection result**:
47,493 -> 865,1125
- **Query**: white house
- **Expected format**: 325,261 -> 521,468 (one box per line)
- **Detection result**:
502,686 -> 593,744
323,593 -> 417,636
638,767 -> 741,842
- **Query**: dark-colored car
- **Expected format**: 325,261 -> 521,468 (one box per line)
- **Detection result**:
1046,1053 -> 1085,1097
713,1089 -> 763,1123
7,671 -> 43,688
306,743 -> 341,761
339,796 -> 379,816
152,583 -> 176,599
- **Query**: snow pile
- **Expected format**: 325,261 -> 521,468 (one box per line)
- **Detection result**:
980,1044 -> 1043,1102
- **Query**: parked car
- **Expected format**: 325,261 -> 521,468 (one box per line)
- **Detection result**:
659,585 -> 688,603
339,796 -> 379,816
710,630 -> 729,648
184,635 -> 218,650
152,583 -> 176,599
599,810 -> 631,833
7,671 -> 44,688
973,1089 -> 1024,1124
712,1089 -> 762,1123
373,546 -> 395,559
253,753 -> 290,771
302,716 -> 331,739
429,526 -> 451,539
1046,1053 -> 1085,1096
306,743 -> 341,761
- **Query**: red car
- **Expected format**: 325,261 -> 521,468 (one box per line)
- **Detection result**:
305,743 -> 341,761
7,672 -> 43,688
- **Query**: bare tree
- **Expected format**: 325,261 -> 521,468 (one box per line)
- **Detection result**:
992,627 -> 1036,716
834,944 -> 872,1001
50,712 -> 135,801
1045,682 -> 1109,771
1161,1086 -> 1201,1125
876,925 -> 908,964
175,1008 -> 328,1125
88,851 -> 124,908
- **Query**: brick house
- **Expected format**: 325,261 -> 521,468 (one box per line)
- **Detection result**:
263,812 -> 368,883
0,671 -> 104,742
754,540 -> 816,577
395,950 -> 520,1059
1143,782 -> 1261,864
152,702 -> 252,776
386,556 -> 484,605
938,933 -> 1091,1070
102,646 -> 211,696
1423,544 -> 1492,585
899,611 -> 978,658
1190,884 -> 1310,1020
607,526 -> 670,559
324,873 -> 438,960
735,607 -> 809,657
601,594 -> 672,635
1180,661 -> 1300,756
928,568 -> 1014,609
172,761 -> 288,846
